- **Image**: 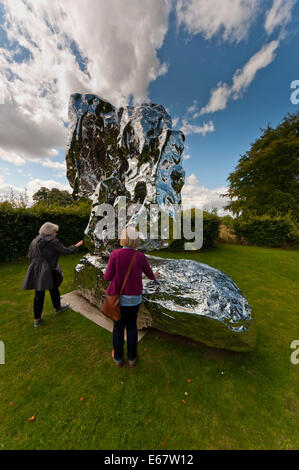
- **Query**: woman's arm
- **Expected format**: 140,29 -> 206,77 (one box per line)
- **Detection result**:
103,252 -> 116,281
51,238 -> 79,255
142,255 -> 156,280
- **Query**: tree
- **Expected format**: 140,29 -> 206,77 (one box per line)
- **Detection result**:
32,187 -> 73,206
32,187 -> 49,204
222,111 -> 299,221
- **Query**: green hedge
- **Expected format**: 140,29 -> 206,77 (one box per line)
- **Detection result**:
231,213 -> 297,248
0,202 -> 90,262
167,209 -> 220,251
0,204 -> 220,262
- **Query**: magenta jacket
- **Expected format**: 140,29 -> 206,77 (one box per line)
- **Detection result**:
104,248 -> 156,295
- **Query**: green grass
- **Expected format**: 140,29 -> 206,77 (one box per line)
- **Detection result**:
0,243 -> 298,450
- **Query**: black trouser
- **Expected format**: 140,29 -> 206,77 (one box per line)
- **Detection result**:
113,304 -> 140,362
33,287 -> 61,319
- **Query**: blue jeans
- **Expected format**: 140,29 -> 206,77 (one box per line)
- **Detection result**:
113,304 -> 140,362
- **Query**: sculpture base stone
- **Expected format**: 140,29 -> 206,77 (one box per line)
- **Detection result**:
61,290 -> 149,342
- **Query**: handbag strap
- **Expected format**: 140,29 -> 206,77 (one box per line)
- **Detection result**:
119,251 -> 137,295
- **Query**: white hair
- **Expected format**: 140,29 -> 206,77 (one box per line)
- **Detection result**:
39,222 -> 59,236
120,226 -> 141,248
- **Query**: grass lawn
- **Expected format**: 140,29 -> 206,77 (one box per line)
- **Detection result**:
0,243 -> 298,450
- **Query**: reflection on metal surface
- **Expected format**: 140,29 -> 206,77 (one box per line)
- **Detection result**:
65,93 -> 185,253
75,253 -> 256,351
142,256 -> 252,333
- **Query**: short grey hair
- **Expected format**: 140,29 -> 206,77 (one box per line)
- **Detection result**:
120,226 -> 141,248
39,222 -> 59,236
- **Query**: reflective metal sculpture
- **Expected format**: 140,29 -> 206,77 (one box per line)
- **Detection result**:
74,254 -> 256,352
66,93 -> 256,351
66,93 -> 185,253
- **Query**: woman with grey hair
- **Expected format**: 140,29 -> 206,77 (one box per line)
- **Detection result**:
104,226 -> 160,367
22,222 -> 83,327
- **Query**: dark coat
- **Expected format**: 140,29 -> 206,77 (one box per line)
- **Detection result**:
22,235 -> 78,291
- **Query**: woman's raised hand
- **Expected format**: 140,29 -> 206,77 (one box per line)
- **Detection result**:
75,240 -> 84,247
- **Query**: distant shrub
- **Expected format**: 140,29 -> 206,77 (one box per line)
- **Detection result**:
167,209 -> 220,251
219,214 -> 234,228
218,224 -> 241,245
231,213 -> 297,248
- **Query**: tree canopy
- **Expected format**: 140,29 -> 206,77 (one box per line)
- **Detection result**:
32,187 -> 74,206
223,111 -> 299,221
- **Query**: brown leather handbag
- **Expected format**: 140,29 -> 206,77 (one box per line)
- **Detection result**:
101,251 -> 137,322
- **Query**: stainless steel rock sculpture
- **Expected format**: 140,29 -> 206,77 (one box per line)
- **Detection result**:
66,93 -> 185,253
74,254 -> 256,352
66,93 -> 256,351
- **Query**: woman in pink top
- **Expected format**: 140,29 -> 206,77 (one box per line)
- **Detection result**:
104,226 -> 160,367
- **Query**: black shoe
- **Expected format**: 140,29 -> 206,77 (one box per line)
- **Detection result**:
55,303 -> 70,313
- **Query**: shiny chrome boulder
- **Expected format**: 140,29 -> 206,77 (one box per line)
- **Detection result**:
66,93 -> 185,253
66,93 -> 256,352
74,254 -> 256,352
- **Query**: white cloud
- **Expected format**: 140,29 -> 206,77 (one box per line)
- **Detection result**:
0,176 -> 71,204
0,148 -> 26,166
176,0 -> 260,43
0,175 -> 24,199
187,99 -> 199,114
231,40 -> 280,98
0,0 -> 172,166
180,119 -> 215,135
182,173 -> 231,216
265,0 -> 296,35
40,159 -> 66,171
200,83 -> 231,115
172,116 -> 180,128
186,99 -> 201,119
0,101 -> 65,165
176,0 -> 295,116
200,40 -> 280,114
26,179 -> 71,200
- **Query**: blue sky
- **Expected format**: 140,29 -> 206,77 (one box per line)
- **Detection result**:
151,2 -> 299,190
0,0 -> 298,213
